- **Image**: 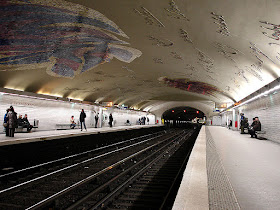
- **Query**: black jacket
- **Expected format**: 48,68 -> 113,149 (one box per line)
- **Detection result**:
80,112 -> 86,122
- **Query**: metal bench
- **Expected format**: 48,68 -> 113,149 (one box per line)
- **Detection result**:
256,130 -> 267,140
56,123 -> 80,130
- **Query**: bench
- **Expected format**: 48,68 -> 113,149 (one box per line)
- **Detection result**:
256,130 -> 267,140
15,119 -> 39,132
56,123 -> 80,130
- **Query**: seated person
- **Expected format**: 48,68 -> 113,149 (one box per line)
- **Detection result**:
23,114 -> 33,132
125,120 -> 131,125
70,116 -> 76,129
249,117 -> 261,138
17,114 -> 24,126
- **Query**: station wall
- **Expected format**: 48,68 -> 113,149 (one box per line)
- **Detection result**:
0,93 -> 155,131
227,90 -> 280,143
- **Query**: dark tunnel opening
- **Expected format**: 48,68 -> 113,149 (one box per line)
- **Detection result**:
162,106 -> 206,128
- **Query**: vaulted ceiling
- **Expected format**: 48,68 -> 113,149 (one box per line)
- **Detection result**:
1,0 -> 280,113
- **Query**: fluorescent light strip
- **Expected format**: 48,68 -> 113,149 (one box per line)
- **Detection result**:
234,85 -> 280,109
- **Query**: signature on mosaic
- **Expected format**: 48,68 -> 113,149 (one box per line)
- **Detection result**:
0,0 -> 142,78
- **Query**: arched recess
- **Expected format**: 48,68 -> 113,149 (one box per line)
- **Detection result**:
162,106 -> 205,121
142,101 -> 216,121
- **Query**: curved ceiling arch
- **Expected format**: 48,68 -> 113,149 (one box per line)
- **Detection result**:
1,0 -> 280,109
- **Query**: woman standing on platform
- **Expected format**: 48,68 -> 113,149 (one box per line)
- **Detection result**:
7,106 -> 17,137
79,109 -> 87,131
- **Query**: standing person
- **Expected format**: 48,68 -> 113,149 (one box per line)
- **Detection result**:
109,113 -> 113,127
70,116 -> 76,129
240,113 -> 245,134
3,108 -> 9,136
7,106 -> 17,137
147,117 -> 149,125
95,113 -> 99,128
79,109 -> 87,131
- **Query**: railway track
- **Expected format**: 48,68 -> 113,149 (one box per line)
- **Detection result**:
0,128 -> 199,209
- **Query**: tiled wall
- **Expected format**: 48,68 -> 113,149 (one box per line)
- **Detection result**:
228,91 -> 280,143
0,93 -> 155,131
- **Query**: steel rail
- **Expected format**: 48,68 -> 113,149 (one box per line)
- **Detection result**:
25,131 -> 183,210
91,132 -> 188,209
0,131 -> 170,195
0,131 -> 164,179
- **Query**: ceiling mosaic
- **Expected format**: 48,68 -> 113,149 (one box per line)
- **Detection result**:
1,0 -> 280,110
0,0 -> 141,78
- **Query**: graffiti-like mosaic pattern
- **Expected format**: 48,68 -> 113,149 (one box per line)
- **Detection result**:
180,29 -> 193,44
211,12 -> 230,36
244,66 -> 263,81
170,52 -> 183,60
0,0 -> 141,78
158,76 -> 235,101
165,0 -> 189,20
148,36 -> 174,47
153,58 -> 164,64
235,66 -> 249,83
134,7 -> 165,27
250,42 -> 275,65
260,21 -> 280,40
213,42 -> 241,63
197,51 -> 214,73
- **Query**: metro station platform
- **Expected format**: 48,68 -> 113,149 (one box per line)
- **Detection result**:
173,126 -> 280,210
0,124 -> 161,147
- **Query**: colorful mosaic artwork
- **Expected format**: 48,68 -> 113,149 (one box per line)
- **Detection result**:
158,77 -> 235,101
0,0 -> 142,78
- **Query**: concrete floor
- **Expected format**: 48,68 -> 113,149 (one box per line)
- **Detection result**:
207,126 -> 280,210
0,124 -> 161,146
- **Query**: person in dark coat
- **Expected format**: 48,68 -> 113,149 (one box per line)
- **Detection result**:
79,109 -> 87,131
7,106 -> 17,137
3,108 -> 9,136
23,114 -> 33,132
109,113 -> 113,127
249,117 -> 261,138
95,113 -> 99,128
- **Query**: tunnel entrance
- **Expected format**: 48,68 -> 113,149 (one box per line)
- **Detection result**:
162,106 -> 205,127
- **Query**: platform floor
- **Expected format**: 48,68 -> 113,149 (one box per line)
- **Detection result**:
0,124 -> 161,146
173,126 -> 280,210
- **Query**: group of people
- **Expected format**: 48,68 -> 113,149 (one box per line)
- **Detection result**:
3,106 -> 33,137
70,109 -> 88,131
227,114 -> 262,138
238,113 -> 262,138
70,110 -> 114,130
138,116 -> 149,125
